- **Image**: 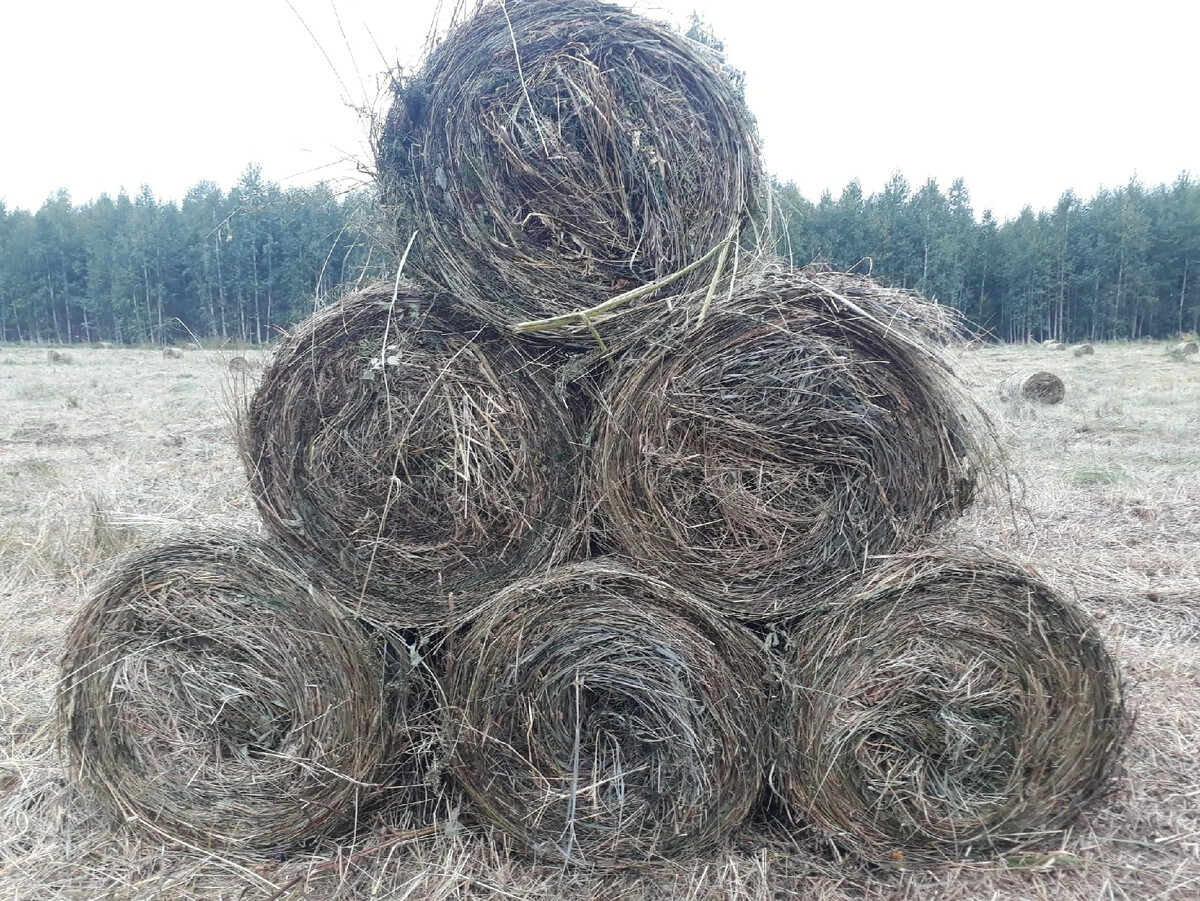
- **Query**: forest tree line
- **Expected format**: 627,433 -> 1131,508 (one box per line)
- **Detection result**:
1,166 -> 1198,345
0,166 -> 379,346
774,172 -> 1200,343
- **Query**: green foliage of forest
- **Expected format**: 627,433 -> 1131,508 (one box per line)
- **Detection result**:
0,166 -> 379,345
2,166 -> 1197,344
775,172 -> 1200,342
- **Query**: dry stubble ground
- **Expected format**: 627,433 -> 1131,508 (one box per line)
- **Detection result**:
0,340 -> 1196,900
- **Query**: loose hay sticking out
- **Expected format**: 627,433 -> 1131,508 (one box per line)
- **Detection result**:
446,561 -> 770,866
375,0 -> 763,335
58,531 -> 395,851
240,283 -> 577,629
589,268 -> 989,621
1071,343 -> 1095,356
775,551 -> 1127,863
997,370 -> 1065,404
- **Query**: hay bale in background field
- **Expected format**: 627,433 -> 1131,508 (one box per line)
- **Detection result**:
1170,340 -> 1198,357
446,561 -> 769,865
589,267 -> 989,621
58,532 -> 397,850
241,283 -> 577,630
161,347 -> 184,359
775,551 -> 1126,863
997,370 -> 1065,404
1049,342 -> 1067,351
45,350 -> 70,363
227,355 -> 254,373
1072,343 -> 1095,356
375,0 -> 763,337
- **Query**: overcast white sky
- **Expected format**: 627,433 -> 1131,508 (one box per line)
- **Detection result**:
2,0 -> 1196,222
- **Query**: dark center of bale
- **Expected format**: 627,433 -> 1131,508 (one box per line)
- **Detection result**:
779,555 -> 1127,862
594,289 -> 975,619
447,564 -> 768,864
58,535 -> 397,851
375,0 -> 762,328
838,650 -> 1024,839
243,288 -> 576,627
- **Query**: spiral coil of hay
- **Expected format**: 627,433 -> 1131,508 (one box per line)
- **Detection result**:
997,370 -> 1066,404
240,283 -> 578,629
58,531 -> 399,850
375,0 -> 763,339
774,551 -> 1127,863
445,561 -> 771,866
588,267 -> 989,621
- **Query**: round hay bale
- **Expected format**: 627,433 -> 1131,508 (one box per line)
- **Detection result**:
588,267 -> 989,621
240,282 -> 577,630
227,355 -> 254,374
45,349 -> 70,363
1171,340 -> 1198,356
1049,342 -> 1067,351
58,531 -> 397,850
775,550 -> 1127,863
446,561 -> 769,865
997,370 -> 1065,404
161,347 -> 184,359
375,0 -> 763,337
1071,343 -> 1095,356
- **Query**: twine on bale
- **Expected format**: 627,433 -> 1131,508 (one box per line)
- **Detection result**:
774,550 -> 1127,863
57,531 -> 398,851
588,266 -> 991,621
445,561 -> 771,866
997,370 -> 1065,404
374,0 -> 763,339
239,282 -> 577,629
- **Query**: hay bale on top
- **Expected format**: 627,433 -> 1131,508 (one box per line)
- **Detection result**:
375,0 -> 762,337
589,267 -> 989,621
446,561 -> 769,865
1071,343 -> 1095,356
775,551 -> 1126,863
58,531 -> 397,851
997,370 -> 1065,404
241,283 -> 577,630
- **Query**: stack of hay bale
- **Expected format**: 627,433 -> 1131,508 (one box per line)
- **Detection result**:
59,0 -> 1126,868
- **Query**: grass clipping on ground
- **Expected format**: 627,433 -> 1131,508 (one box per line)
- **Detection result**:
374,0 -> 763,335
240,282 -> 577,630
589,267 -> 991,621
57,530 -> 395,851
775,550 -> 1127,864
444,560 -> 771,866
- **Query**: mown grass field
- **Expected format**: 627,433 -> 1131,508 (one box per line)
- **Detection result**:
0,340 -> 1196,899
